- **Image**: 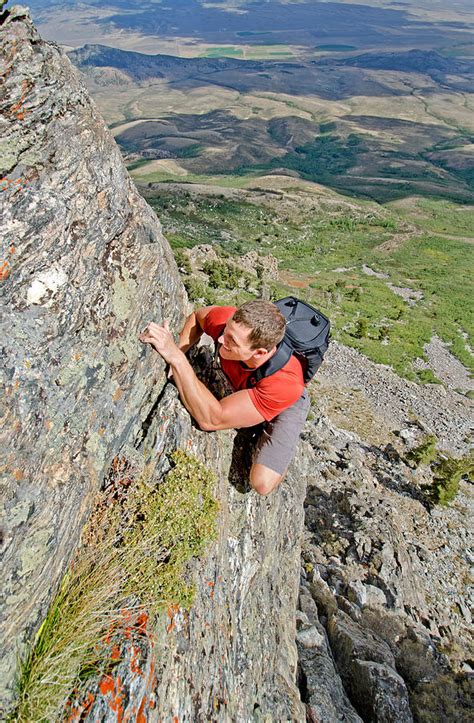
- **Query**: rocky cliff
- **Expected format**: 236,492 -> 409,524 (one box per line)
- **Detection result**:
0,8 -> 306,719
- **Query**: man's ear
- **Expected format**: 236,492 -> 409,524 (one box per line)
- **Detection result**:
253,346 -> 271,359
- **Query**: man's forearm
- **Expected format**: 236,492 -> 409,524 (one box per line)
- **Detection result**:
169,349 -> 222,431
178,311 -> 203,353
139,314 -> 221,430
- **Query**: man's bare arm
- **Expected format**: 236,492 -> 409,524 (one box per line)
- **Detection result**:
171,352 -> 265,431
178,306 -> 215,353
139,320 -> 265,431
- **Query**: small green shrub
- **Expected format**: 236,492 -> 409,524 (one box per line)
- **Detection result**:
184,277 -> 215,304
202,259 -> 253,291
407,434 -> 438,467
416,369 -> 442,385
354,317 -> 369,338
429,452 -> 473,506
174,249 -> 192,275
203,259 -> 238,288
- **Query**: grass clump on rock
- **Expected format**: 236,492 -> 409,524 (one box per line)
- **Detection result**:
13,450 -> 218,722
406,434 -> 438,467
406,436 -> 472,506
428,452 -> 474,507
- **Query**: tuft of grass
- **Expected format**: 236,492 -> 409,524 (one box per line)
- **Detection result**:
407,434 -> 438,467
13,450 -> 218,722
428,452 -> 474,506
124,450 -> 219,610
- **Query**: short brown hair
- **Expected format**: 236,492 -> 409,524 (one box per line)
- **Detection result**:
233,300 -> 286,350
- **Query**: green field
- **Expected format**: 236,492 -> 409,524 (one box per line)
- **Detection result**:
315,44 -> 357,51
201,46 -> 244,57
199,44 -> 295,59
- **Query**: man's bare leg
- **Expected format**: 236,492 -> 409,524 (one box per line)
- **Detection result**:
249,463 -> 287,496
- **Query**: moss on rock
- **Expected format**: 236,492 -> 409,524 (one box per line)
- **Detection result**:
12,450 -> 219,722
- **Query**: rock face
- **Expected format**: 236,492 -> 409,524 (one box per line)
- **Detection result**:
0,4 -> 182,707
296,396 -> 473,722
0,9 -> 306,718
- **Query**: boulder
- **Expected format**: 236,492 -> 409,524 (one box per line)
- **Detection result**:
351,660 -> 413,723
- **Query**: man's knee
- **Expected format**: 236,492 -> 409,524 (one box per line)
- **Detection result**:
249,463 -> 285,496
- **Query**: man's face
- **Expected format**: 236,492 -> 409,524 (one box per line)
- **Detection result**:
218,318 -> 260,362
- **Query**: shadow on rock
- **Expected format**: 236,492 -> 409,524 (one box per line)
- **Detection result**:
187,345 -> 258,494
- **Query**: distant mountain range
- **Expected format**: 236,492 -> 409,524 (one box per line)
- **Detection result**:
319,49 -> 474,91
69,44 -> 265,81
69,44 -> 473,97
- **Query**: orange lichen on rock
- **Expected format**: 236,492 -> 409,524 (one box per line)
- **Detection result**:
66,705 -> 81,723
9,79 -> 30,120
136,612 -> 148,635
0,176 -> 28,192
66,691 -> 95,721
130,645 -> 143,676
81,692 -> 95,717
0,259 -> 11,280
104,620 -> 118,645
99,675 -> 115,697
99,675 -> 124,722
136,694 -> 148,723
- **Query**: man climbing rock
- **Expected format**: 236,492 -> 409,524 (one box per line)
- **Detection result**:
139,300 -> 310,495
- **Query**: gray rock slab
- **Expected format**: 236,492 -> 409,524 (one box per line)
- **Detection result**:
0,9 -> 307,720
1,7 -> 186,709
351,659 -> 413,723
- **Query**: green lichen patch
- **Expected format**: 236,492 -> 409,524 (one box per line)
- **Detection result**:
12,450 -> 219,722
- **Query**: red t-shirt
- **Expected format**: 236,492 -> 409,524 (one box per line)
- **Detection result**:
201,306 -> 304,421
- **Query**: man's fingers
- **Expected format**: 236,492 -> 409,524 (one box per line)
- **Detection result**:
142,321 -> 171,334
139,320 -> 173,347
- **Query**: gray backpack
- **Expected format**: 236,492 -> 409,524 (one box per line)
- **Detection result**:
246,296 -> 330,387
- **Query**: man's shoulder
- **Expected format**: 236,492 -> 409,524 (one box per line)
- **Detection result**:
259,354 -> 304,385
250,355 -> 304,420
254,354 -> 304,399
205,305 -> 237,321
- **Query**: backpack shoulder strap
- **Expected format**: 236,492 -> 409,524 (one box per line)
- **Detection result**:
246,340 -> 293,388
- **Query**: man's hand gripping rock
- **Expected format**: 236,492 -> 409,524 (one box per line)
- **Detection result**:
139,320 -> 179,376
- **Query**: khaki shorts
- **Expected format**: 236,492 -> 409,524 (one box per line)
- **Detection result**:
253,389 -> 310,475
